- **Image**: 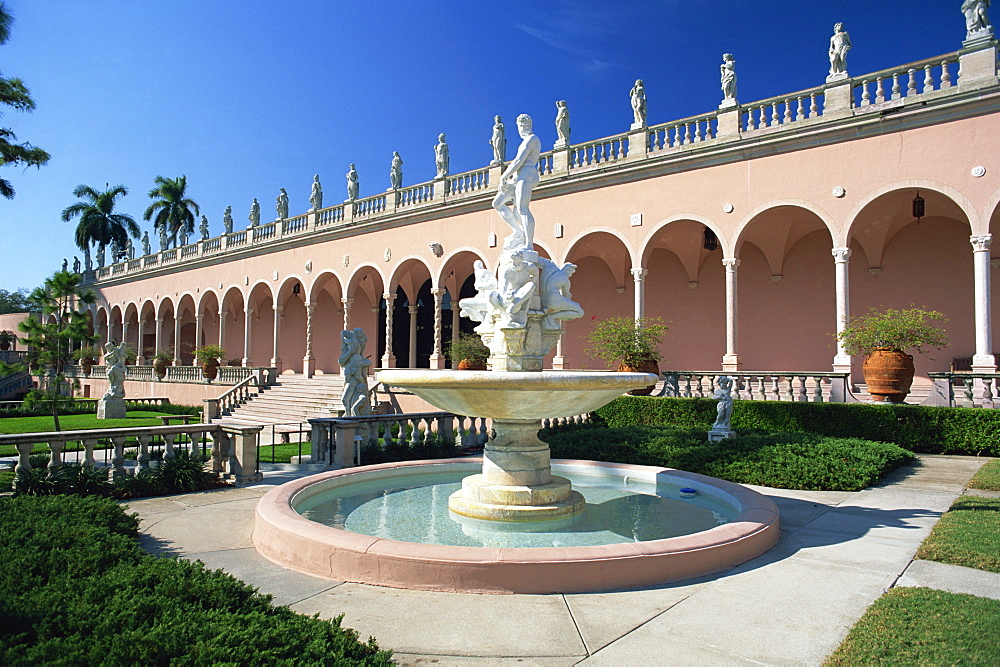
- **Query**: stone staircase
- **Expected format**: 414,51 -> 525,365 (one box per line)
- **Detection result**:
217,374 -> 345,433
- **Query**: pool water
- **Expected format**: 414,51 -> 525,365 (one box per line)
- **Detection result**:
296,470 -> 737,549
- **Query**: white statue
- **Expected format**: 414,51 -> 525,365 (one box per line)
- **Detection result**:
223,205 -> 234,234
72,256 -> 81,274
434,134 -> 449,179
828,23 -> 851,79
630,79 -> 647,129
309,175 -> 323,211
490,115 -> 506,165
720,53 -> 738,106
110,240 -> 120,262
346,164 -> 359,200
249,198 -> 260,227
199,215 -> 210,240
339,328 -> 372,418
83,245 -> 92,272
459,260 -> 498,324
709,376 -> 735,441
538,257 -> 584,328
141,231 -> 151,256
389,151 -> 403,190
103,341 -> 127,400
276,188 -> 289,220
179,227 -> 189,247
963,0 -> 993,38
158,227 -> 168,252
491,113 -> 541,250
96,244 -> 106,268
554,100 -> 570,148
491,250 -> 536,329
126,238 -> 134,260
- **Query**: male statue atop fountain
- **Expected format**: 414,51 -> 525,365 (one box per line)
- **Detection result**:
491,114 -> 541,250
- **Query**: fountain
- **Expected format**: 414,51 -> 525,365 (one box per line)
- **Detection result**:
253,113 -> 779,593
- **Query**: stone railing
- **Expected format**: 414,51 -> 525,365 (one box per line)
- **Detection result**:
0,371 -> 32,399
924,372 -> 1000,409
659,371 -> 854,403
81,44 -> 993,288
203,373 -> 261,422
309,412 -> 489,467
0,422 -> 263,484
0,350 -> 28,364
63,364 -> 276,386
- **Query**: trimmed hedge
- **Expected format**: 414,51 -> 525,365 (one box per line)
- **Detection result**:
594,396 -> 1000,457
542,422 -> 913,491
0,401 -> 201,419
0,495 -> 392,665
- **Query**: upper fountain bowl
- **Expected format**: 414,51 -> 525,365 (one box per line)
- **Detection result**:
377,370 -> 658,420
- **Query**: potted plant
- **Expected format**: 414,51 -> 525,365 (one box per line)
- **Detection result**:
447,332 -> 490,370
150,348 -> 174,380
0,330 -> 13,351
836,306 -> 950,403
586,316 -> 667,395
73,345 -> 101,376
193,344 -> 226,382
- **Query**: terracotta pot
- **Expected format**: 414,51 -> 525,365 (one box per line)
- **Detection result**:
202,359 -> 220,381
618,360 -> 660,395
81,359 -> 95,377
153,358 -> 170,380
863,348 -> 914,403
457,359 -> 487,371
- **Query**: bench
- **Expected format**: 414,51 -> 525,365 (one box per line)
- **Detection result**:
159,415 -> 193,425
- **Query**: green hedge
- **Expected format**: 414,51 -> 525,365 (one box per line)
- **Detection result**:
0,401 -> 201,419
0,495 -> 392,665
594,397 -> 1000,456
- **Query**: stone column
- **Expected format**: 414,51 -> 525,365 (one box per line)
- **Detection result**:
451,301 -> 461,350
154,316 -> 163,357
302,301 -> 316,377
722,258 -> 740,371
218,309 -> 226,348
271,305 -> 283,372
407,304 -> 419,369
194,312 -> 204,350
173,316 -> 181,364
341,296 -> 353,331
121,319 -> 128,347
430,288 -> 445,369
381,293 -> 396,368
136,318 -> 146,364
631,267 -> 647,321
832,248 -> 853,374
242,306 -> 253,367
971,235 -> 996,372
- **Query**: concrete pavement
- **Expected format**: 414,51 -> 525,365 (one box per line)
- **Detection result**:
124,455 -> 996,665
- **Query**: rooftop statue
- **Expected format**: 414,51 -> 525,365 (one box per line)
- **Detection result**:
141,231 -> 150,256
178,227 -> 188,247
490,115 -> 506,165
83,245 -> 92,272
389,151 -> 403,190
434,134 -> 449,179
249,198 -> 260,228
346,164 -> 359,201
720,53 -> 738,107
199,215 -> 210,240
554,100 -> 570,148
126,238 -> 134,260
828,23 -> 851,80
97,243 -> 106,268
630,79 -> 647,129
61,258 -> 68,272
223,205 -> 234,234
963,0 -> 994,38
276,188 -> 289,220
72,256 -> 81,274
309,175 -> 323,211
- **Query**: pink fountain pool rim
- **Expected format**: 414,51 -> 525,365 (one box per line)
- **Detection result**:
253,458 -> 780,594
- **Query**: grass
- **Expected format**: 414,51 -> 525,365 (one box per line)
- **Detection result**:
257,442 -> 311,464
968,458 -> 1000,491
826,587 -> 1000,664
0,468 -> 11,493
915,495 -> 1000,573
0,411 -> 185,457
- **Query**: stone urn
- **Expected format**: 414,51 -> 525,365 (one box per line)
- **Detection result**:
153,358 -> 171,380
80,358 -> 95,377
202,358 -> 220,382
619,360 -> 660,395
457,359 -> 488,371
863,348 -> 914,403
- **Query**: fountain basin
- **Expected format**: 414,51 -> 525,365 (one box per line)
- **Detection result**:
254,458 -> 780,594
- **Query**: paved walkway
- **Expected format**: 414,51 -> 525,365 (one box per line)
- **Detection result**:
125,455 -> 996,666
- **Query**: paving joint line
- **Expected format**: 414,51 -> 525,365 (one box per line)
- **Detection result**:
560,593 -> 591,658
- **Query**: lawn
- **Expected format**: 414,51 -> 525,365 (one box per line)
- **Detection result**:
915,495 -> 1000,573
257,442 -> 311,464
968,458 -> 1000,491
826,587 -> 1000,664
0,412 -> 194,457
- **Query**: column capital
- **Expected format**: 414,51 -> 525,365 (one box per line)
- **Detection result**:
383,292 -> 396,302
971,234 -> 993,252
274,304 -> 284,314
630,267 -> 648,281
305,301 -> 316,310
722,258 -> 741,270
341,296 -> 353,305
430,287 -> 446,297
832,247 -> 852,262
407,304 -> 419,314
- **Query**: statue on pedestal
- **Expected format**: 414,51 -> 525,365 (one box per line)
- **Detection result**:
339,328 -> 372,418
96,244 -> 106,268
720,54 -> 738,107
72,256 -> 81,274
199,215 -> 210,240
84,245 -> 92,272
98,341 -> 128,419
389,151 -> 403,190
178,227 -> 188,247
554,100 -> 570,148
434,134 -> 449,179
346,164 -> 359,201
490,115 -> 506,165
309,175 -> 323,211
492,114 -> 541,250
963,0 -> 994,39
708,376 -> 736,441
61,258 -> 68,272
828,23 -> 851,81
249,198 -> 260,228
276,188 -> 289,219
126,238 -> 134,260
158,227 -> 169,252
141,231 -> 151,256
223,206 -> 234,234
630,79 -> 647,129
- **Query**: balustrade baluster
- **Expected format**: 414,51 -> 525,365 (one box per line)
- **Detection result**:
479,418 -> 489,444
983,379 -> 995,409
891,73 -> 901,99
137,435 -> 151,471
813,378 -> 824,403
756,106 -> 765,129
409,418 -> 421,445
682,375 -> 691,397
963,379 -> 975,406
923,65 -> 934,93
83,438 -> 97,469
782,376 -> 793,401
782,100 -> 790,124
875,77 -> 885,103
941,61 -> 952,88
769,376 -> 780,401
685,123 -> 693,145
745,110 -> 754,132
797,376 -> 808,402
110,436 -> 127,482
810,94 -> 819,116
860,80 -> 871,106
47,440 -> 64,475
907,69 -> 917,96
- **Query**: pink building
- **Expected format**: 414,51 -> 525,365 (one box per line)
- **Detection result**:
83,31 -> 1000,390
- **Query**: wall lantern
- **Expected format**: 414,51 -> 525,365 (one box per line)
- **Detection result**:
292,283 -> 301,296
912,191 -> 925,223
703,227 -> 719,251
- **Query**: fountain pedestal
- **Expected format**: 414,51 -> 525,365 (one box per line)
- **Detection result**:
448,418 -> 585,521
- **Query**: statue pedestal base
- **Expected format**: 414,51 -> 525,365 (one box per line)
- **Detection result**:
97,397 -> 126,419
708,429 -> 736,442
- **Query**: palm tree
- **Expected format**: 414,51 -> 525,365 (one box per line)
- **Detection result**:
144,175 -> 200,248
61,184 -> 140,261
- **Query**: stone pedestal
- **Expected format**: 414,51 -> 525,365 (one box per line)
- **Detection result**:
97,397 -> 126,419
708,428 -> 736,442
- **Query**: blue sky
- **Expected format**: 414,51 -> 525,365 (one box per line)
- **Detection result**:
0,0 -> 970,290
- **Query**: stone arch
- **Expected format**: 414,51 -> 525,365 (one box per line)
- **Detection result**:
308,270 -> 345,374
175,294 -> 198,364
643,213 -> 728,261
389,257 -> 434,368
245,281 -> 275,367
137,300 -> 157,361
220,287 -> 246,366
346,264 -> 386,364
274,275 -> 308,373
197,290 -> 222,361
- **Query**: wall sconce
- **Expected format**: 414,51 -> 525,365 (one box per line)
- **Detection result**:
912,191 -> 925,223
292,283 -> 301,296
429,242 -> 444,257
703,227 -> 719,251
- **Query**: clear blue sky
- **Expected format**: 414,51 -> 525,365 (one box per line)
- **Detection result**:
0,0 -> 969,291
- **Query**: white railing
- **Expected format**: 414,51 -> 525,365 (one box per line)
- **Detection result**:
180,244 -> 199,259
570,134 -> 628,169
226,230 -> 248,248
659,371 -> 853,403
161,249 -> 178,263
127,259 -> 141,271
63,364 -> 276,386
924,372 -> 1000,409
648,112 -> 720,151
448,167 -> 490,195
316,205 -> 344,227
353,194 -> 386,219
396,182 -> 434,208
143,255 -> 158,267
853,53 -> 960,109
203,373 -> 260,421
282,214 -> 309,235
742,88 -> 824,133
252,222 -> 277,243
202,237 -> 222,254
537,151 -> 553,176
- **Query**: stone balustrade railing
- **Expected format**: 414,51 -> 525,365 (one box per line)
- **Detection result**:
62,364 -> 276,386
0,371 -> 32,398
924,372 -> 1000,409
660,371 -> 854,403
79,46 -> 990,287
0,350 -> 28,364
0,422 -> 263,484
309,411 -> 489,467
203,373 -> 261,422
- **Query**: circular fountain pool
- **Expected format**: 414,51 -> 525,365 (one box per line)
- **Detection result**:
254,458 -> 780,594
